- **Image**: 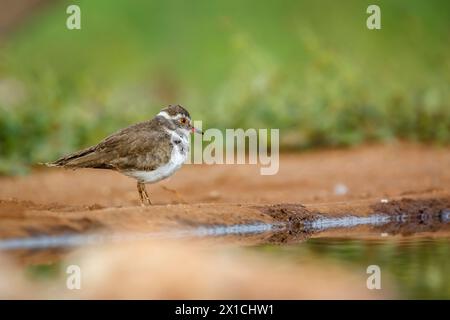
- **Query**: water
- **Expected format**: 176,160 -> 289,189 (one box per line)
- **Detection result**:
2,210 -> 446,251
303,214 -> 391,230
257,209 -> 450,299
257,237 -> 450,299
2,211 -> 449,299
0,222 -> 278,250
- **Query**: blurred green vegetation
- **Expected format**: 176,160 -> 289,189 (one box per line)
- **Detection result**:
25,262 -> 62,281
0,0 -> 449,174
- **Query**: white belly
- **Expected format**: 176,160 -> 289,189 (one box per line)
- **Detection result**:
125,131 -> 189,184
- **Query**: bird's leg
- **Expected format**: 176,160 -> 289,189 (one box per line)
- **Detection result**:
142,186 -> 152,205
137,182 -> 152,206
137,182 -> 145,205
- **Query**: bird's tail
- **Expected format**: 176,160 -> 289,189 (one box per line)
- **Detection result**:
43,145 -> 99,168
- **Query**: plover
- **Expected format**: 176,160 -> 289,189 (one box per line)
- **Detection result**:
46,105 -> 202,205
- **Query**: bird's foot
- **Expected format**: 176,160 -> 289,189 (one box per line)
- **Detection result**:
142,190 -> 152,206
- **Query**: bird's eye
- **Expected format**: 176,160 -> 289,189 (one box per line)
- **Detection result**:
180,118 -> 187,124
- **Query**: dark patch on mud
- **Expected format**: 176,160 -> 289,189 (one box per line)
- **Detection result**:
372,197 -> 450,216
259,204 -> 313,221
257,204 -> 321,244
257,198 -> 450,243
370,197 -> 450,236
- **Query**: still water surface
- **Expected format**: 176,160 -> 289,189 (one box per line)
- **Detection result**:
257,236 -> 450,299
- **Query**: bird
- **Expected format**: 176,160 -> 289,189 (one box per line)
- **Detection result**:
45,104 -> 203,205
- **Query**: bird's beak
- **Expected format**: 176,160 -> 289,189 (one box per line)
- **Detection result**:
191,126 -> 203,135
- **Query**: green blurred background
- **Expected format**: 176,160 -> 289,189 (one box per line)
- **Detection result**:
0,0 -> 449,174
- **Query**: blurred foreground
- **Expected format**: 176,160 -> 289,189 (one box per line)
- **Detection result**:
0,240 -> 393,299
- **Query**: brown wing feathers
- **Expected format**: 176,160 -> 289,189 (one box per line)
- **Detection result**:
46,118 -> 172,171
46,141 -> 120,169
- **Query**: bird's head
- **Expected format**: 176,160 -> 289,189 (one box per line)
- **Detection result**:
157,104 -> 203,135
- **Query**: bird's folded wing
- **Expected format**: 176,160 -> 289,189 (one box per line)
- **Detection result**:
99,126 -> 173,171
50,121 -> 172,171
